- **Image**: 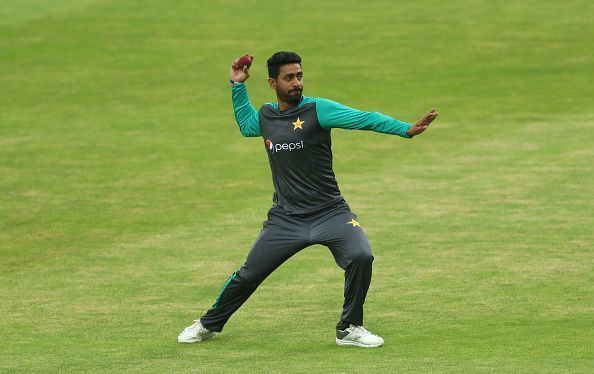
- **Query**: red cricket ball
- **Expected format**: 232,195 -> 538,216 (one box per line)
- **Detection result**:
236,54 -> 252,69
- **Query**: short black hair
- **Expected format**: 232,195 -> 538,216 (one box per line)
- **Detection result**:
267,51 -> 302,79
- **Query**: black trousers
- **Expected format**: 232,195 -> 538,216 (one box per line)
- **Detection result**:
200,200 -> 373,332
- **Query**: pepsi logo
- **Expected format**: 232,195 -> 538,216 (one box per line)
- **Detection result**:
265,139 -> 304,153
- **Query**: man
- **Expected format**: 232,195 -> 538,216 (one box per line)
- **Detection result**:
179,51 -> 438,348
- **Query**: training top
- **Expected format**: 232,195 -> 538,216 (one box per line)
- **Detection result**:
231,82 -> 413,215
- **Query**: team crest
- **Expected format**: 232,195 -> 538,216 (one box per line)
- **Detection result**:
292,117 -> 305,130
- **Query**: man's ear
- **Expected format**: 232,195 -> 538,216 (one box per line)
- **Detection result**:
268,78 -> 276,89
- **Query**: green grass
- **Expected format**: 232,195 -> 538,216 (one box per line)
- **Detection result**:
1,0 -> 593,372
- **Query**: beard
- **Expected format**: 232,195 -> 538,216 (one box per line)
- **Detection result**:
277,87 -> 303,105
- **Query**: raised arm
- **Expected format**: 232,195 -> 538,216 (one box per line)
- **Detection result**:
315,98 -> 438,138
230,54 -> 260,137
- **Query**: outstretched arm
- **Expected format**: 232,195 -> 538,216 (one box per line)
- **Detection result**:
230,54 -> 260,137
316,98 -> 438,138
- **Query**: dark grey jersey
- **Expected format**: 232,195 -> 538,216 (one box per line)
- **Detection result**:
231,83 -> 413,215
259,101 -> 341,214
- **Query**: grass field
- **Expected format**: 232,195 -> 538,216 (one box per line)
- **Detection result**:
1,0 -> 593,372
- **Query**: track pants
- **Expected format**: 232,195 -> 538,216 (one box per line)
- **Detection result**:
200,200 -> 373,332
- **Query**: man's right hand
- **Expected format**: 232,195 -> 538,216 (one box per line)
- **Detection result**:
230,54 -> 254,83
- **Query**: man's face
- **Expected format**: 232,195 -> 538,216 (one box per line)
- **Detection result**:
269,63 -> 303,105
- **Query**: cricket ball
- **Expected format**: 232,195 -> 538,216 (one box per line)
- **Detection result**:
236,54 -> 252,69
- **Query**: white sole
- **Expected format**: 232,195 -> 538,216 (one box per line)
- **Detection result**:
335,337 -> 383,348
178,333 -> 216,344
178,338 -> 200,343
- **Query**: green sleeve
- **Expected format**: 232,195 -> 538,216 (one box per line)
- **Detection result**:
315,98 -> 413,138
231,82 -> 260,137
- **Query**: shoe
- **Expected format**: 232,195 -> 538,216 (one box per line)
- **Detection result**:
178,320 -> 217,343
336,324 -> 384,348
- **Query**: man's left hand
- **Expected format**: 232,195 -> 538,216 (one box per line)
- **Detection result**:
407,108 -> 439,137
